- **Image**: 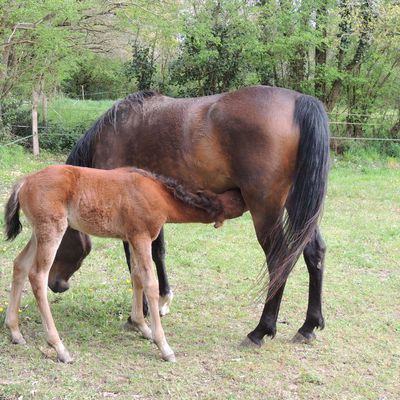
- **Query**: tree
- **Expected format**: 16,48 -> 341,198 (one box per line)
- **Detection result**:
170,0 -> 260,96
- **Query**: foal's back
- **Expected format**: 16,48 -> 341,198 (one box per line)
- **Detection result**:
19,165 -> 170,240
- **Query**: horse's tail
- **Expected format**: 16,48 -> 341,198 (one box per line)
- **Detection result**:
4,181 -> 24,241
265,94 -> 330,300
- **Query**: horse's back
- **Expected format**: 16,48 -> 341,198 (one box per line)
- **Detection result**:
91,86 -> 303,196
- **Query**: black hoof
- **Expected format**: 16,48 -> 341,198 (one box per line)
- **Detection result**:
241,334 -> 264,348
123,316 -> 139,332
292,331 -> 316,344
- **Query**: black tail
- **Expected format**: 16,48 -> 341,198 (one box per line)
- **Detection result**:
4,181 -> 24,241
265,95 -> 330,300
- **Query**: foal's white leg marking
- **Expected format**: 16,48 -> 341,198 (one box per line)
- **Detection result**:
131,238 -> 175,362
29,224 -> 73,363
159,291 -> 174,317
6,237 -> 36,345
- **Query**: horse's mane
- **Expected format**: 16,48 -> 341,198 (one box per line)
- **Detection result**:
126,167 -> 223,219
66,90 -> 157,167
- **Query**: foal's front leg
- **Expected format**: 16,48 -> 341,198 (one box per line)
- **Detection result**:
6,238 -> 36,345
129,237 -> 175,362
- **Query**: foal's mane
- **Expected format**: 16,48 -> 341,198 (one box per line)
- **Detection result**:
66,90 -> 157,167
127,168 -> 223,219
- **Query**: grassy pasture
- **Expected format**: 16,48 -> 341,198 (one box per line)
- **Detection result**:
0,146 -> 399,400
44,98 -> 114,129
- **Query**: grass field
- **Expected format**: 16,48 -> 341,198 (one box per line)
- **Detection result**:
0,146 -> 399,400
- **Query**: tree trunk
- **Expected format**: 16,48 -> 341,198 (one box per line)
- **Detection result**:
32,86 -> 39,156
315,2 -> 327,102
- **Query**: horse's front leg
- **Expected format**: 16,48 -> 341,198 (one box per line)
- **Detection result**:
293,228 -> 326,343
129,237 -> 175,362
152,229 -> 173,316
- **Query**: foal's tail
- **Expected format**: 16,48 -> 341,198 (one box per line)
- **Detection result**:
4,181 -> 24,241
265,95 -> 330,300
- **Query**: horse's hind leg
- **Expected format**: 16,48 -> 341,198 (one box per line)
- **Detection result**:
6,238 -> 36,345
129,236 -> 175,362
293,227 -> 326,343
29,224 -> 72,363
245,218 -> 289,347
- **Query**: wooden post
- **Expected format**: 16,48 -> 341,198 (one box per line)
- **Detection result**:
32,88 -> 39,156
81,85 -> 85,100
41,79 -> 47,126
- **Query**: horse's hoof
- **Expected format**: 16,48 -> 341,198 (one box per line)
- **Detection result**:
292,331 -> 316,344
11,335 -> 26,345
124,317 -> 152,340
123,318 -> 137,332
57,351 -> 74,364
159,291 -> 174,317
162,353 -> 176,362
240,336 -> 264,348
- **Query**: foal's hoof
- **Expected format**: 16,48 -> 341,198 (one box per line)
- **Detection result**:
159,291 -> 174,317
162,353 -> 176,362
292,331 -> 316,344
57,351 -> 74,364
11,335 -> 26,345
240,335 -> 264,348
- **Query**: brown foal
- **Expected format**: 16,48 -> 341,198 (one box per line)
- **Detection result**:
4,165 -> 245,363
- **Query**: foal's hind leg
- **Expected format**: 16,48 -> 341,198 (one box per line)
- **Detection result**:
123,228 -> 173,319
6,238 -> 36,345
129,236 -> 175,362
293,228 -> 326,343
126,246 -> 152,340
29,224 -> 73,363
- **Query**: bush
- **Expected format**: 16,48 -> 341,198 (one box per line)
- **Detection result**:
0,97 -> 31,144
62,55 -> 132,100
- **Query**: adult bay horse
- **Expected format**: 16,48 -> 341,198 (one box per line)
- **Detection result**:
48,86 -> 330,346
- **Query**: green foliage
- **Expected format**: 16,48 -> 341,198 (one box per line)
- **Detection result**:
0,97 -> 30,143
170,0 -> 260,96
123,45 -> 156,91
62,55 -> 131,100
1,0 -> 399,147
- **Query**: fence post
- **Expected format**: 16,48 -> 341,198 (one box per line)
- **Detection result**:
41,78 -> 47,126
32,87 -> 39,156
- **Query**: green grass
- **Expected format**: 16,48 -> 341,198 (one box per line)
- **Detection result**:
0,147 -> 399,399
44,97 -> 114,128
